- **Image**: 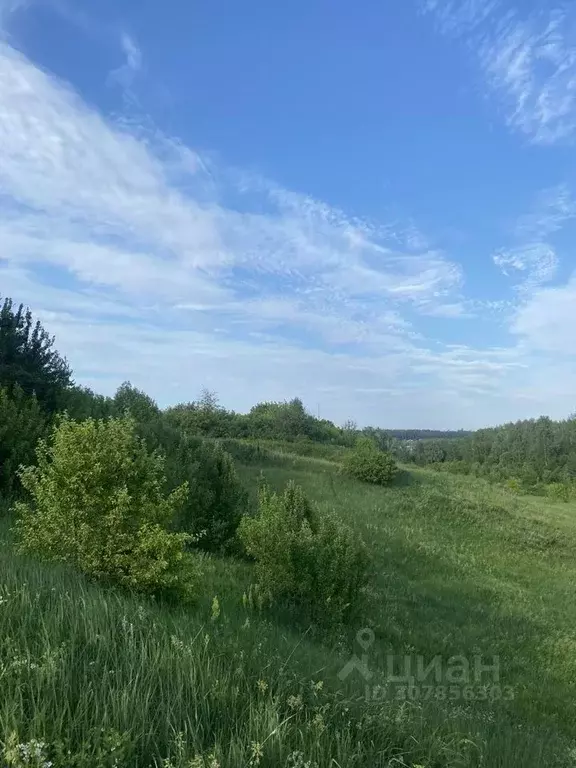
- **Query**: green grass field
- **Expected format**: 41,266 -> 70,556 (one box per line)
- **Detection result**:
2,452 -> 576,767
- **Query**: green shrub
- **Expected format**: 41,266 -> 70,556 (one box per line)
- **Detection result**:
505,477 -> 522,494
546,482 -> 572,503
13,415 -> 199,599
342,437 -> 398,485
238,480 -> 370,624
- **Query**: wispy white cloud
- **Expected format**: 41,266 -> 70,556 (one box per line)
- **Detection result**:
423,0 -> 500,36
511,275 -> 576,356
514,184 -> 576,239
1,34 -> 575,427
0,38 -> 487,424
120,33 -> 141,72
493,243 -> 558,290
108,32 -> 142,92
420,302 -> 468,318
491,186 -> 576,411
423,1 -> 576,143
492,184 -> 576,291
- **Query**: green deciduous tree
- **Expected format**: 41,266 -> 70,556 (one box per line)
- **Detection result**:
114,380 -> 161,422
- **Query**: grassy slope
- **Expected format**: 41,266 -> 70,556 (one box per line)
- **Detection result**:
2,455 -> 576,766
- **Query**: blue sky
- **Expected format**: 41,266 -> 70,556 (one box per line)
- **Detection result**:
1,0 -> 576,429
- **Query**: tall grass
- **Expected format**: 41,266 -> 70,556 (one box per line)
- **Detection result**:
214,438 -> 349,466
0,537 -> 480,767
2,454 -> 576,766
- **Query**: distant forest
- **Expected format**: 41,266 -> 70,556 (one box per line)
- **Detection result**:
395,416 -> 576,497
2,293 -> 575,500
385,429 -> 472,440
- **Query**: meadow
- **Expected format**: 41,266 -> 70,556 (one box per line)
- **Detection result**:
2,443 -> 576,767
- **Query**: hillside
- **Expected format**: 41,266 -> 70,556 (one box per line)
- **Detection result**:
3,298 -> 576,767
2,2 -> 576,765
3,447 -> 576,767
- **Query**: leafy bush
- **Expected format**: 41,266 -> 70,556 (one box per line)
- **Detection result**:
165,389 -> 246,439
546,482 -> 572,503
13,415 -> 199,599
239,480 -> 370,624
166,392 -> 348,445
505,477 -> 522,494
342,437 -> 398,485
0,385 -> 48,496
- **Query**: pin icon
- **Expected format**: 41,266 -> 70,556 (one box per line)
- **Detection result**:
338,627 -> 375,682
357,628 -> 375,651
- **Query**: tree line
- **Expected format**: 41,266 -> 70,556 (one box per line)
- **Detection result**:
395,416 -> 576,498
3,293 -> 575,502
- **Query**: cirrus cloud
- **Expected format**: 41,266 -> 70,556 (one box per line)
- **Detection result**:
423,0 -> 576,144
1,21 -> 576,428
